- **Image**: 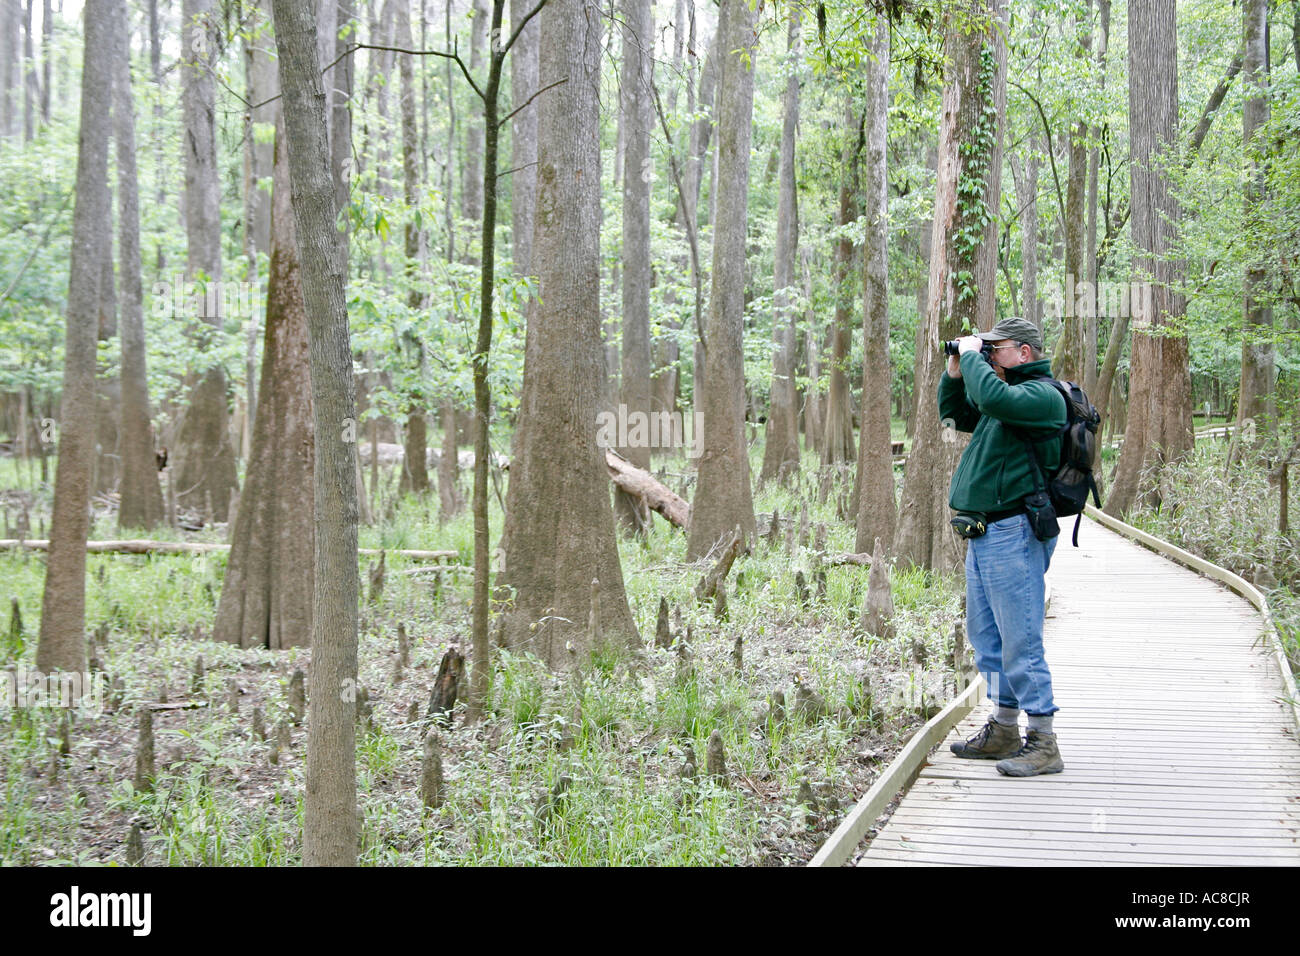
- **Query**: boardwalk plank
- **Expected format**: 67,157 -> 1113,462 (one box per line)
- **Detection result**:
859,515 -> 1300,867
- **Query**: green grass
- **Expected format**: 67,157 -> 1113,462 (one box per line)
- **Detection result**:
0,448 -> 963,866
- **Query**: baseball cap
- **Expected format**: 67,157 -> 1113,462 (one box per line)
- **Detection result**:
975,316 -> 1043,352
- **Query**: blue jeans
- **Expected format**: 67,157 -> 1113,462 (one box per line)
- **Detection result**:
965,513 -> 1058,715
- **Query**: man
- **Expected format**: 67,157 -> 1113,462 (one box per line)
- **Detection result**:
938,316 -> 1066,777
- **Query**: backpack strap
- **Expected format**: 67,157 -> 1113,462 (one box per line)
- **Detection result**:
1007,375 -> 1077,545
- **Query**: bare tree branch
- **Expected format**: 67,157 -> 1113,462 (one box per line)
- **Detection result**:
497,75 -> 567,129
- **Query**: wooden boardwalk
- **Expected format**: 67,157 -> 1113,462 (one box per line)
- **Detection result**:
859,515 -> 1300,866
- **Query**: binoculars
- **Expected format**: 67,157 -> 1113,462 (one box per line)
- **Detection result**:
941,340 -> 993,358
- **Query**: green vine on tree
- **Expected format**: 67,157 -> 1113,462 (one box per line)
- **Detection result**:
952,43 -> 997,304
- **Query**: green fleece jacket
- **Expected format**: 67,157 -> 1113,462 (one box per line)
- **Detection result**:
937,352 -> 1066,514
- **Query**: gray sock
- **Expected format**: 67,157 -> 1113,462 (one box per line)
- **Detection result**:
1026,713 -> 1054,734
993,705 -> 1021,726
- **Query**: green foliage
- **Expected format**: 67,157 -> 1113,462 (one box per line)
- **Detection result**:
952,44 -> 998,305
1125,438 -> 1299,587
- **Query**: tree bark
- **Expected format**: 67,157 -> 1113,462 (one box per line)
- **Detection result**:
894,0 -> 1006,571
332,0 -> 355,253
509,0 -> 539,275
616,0 -> 654,527
173,0 -> 239,522
271,0 -> 360,867
334,0 -> 359,514
36,0 -> 112,676
499,0 -> 639,665
1234,0 -> 1274,454
213,116 -> 316,651
685,0 -> 757,560
1085,0 -> 1109,396
21,0 -> 32,142
462,0 -> 488,239
679,9 -> 715,234
249,0 -> 277,258
1012,140 -> 1040,331
93,171 -> 119,498
1055,3 -> 1091,384
759,8 -> 801,485
39,0 -> 49,124
396,0 -> 430,496
823,99 -> 861,466
437,397 -> 462,518
855,17 -> 895,554
114,1 -> 165,531
0,0 -> 16,138
1105,0 -> 1192,517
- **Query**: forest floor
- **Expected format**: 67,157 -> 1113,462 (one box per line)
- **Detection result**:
0,445 -> 969,866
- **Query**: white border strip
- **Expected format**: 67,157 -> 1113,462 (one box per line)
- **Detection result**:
1083,504 -> 1300,737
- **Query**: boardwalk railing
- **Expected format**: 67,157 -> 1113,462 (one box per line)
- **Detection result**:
1083,504 -> 1300,737
810,508 -> 1300,867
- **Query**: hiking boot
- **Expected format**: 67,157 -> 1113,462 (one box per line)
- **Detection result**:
996,729 -> 1065,776
950,716 -> 1022,759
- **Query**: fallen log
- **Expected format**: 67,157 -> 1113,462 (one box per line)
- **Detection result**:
148,700 -> 209,712
823,551 -> 873,568
604,449 -> 691,529
0,539 -> 461,563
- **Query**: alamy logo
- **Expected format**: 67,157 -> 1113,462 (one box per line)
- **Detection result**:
49,886 -> 151,936
151,273 -> 261,320
0,666 -> 106,714
1043,275 -> 1153,320
595,404 -> 703,459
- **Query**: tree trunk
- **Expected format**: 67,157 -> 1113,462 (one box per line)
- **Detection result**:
21,0 -> 32,142
616,0 -> 654,527
114,3 -> 164,531
94,173 -> 120,498
173,0 -> 239,523
1085,0 -> 1108,395
213,116 -> 315,651
1105,0 -> 1192,517
249,0 -> 277,258
334,0 -> 358,513
36,0 -> 112,676
396,0 -> 429,496
1055,5 -> 1091,384
509,0 -> 539,275
332,0 -> 355,253
894,0 -> 1006,571
823,99 -> 862,466
802,289 -> 825,457
1013,141 -> 1040,331
437,396 -> 462,518
367,0 -> 397,200
0,1 -> 10,138
854,17 -> 895,554
498,0 -> 639,665
685,0 -> 757,560
759,8 -> 801,485
1234,0 -> 1274,454
679,9 -> 715,234
462,0 -> 488,240
271,0 -> 360,867
39,0 -> 49,124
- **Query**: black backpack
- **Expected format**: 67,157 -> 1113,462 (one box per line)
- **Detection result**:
1013,376 -> 1102,547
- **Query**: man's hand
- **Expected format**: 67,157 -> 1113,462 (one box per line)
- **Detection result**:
947,334 -> 983,379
